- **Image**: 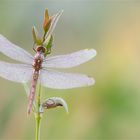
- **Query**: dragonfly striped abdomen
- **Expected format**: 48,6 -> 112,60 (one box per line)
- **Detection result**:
28,51 -> 44,114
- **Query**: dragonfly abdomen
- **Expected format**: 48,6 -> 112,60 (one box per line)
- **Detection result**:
28,52 -> 44,114
28,70 -> 39,114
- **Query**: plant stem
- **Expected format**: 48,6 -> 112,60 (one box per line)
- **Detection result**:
35,115 -> 41,140
35,84 -> 42,140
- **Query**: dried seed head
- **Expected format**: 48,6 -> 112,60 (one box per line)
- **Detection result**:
42,97 -> 68,113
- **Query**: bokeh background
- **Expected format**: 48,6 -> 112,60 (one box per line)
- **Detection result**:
0,0 -> 140,140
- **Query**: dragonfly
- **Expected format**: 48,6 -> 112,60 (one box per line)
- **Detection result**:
0,10 -> 96,114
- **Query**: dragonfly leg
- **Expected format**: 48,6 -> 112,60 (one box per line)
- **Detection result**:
33,43 -> 37,52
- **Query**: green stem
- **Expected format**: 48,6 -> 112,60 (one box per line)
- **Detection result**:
35,115 -> 41,140
35,84 -> 42,140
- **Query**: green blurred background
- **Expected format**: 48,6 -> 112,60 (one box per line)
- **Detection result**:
0,0 -> 140,140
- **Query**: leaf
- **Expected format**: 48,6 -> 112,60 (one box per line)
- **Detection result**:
42,97 -> 68,113
43,9 -> 51,32
32,26 -> 42,45
44,10 -> 63,43
44,9 -> 49,22
44,35 -> 53,56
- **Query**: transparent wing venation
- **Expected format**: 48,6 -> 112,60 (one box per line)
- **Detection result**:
0,34 -> 34,64
40,69 -> 95,89
0,61 -> 32,83
43,49 -> 96,68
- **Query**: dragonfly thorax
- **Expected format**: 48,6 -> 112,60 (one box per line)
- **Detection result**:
32,52 -> 44,71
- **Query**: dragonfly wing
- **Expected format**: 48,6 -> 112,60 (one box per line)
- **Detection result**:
43,49 -> 96,68
0,61 -> 32,83
0,34 -> 34,64
44,10 -> 63,42
40,69 -> 95,89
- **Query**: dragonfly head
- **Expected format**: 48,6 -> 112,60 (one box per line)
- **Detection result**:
36,46 -> 46,53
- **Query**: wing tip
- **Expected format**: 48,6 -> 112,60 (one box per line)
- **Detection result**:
87,49 -> 97,57
84,49 -> 97,59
